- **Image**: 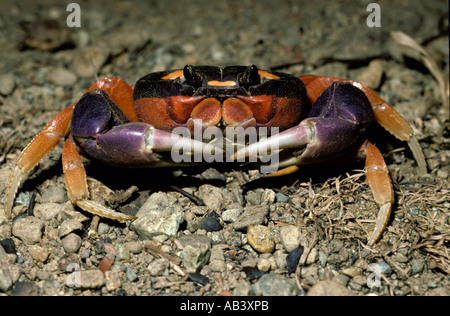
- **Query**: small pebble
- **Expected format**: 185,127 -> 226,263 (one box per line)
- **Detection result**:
147,258 -> 170,276
242,266 -> 264,280
10,281 -> 39,296
29,245 -> 49,264
188,273 -> 209,285
78,270 -> 105,289
73,45 -> 109,78
180,243 -> 211,273
247,225 -> 275,253
197,184 -> 224,212
0,238 -> 16,254
12,217 -> 44,245
0,73 -> 16,96
221,208 -> 242,222
126,268 -> 138,282
251,274 -> 297,296
368,261 -> 392,275
38,186 -> 67,204
340,267 -> 363,278
62,233 -> 82,254
99,254 -> 115,273
356,59 -> 384,89
131,192 -> 184,239
278,225 -> 300,252
124,241 -> 143,254
0,245 -> 6,260
49,67 -> 77,86
307,280 -> 355,296
34,203 -> 62,221
232,205 -> 269,231
198,212 -> 223,232
97,223 -> 110,235
286,246 -> 304,274
275,192 -> 290,203
257,258 -> 272,272
116,245 -> 130,261
319,251 -> 328,268
411,258 -> 425,275
59,219 -> 83,238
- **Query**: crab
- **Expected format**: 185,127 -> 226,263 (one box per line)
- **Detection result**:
3,65 -> 426,246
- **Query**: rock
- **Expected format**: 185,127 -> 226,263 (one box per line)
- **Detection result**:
425,287 -> 449,296
286,246 -> 304,274
340,267 -> 363,278
257,258 -> 271,272
209,259 -> 226,272
368,261 -> 392,275
115,245 -> 130,261
0,261 -> 20,292
188,273 -> 209,285
221,207 -> 242,222
0,74 -> 16,96
73,45 -> 109,78
0,238 -> 16,254
261,189 -> 276,205
126,268 -> 138,282
59,219 -> 83,238
105,270 -> 122,291
242,266 -> 264,280
232,205 -> 269,231
411,258 -> 425,275
180,243 -> 211,273
49,67 -> 77,86
247,225 -> 275,253
29,245 -> 49,264
124,241 -> 143,254
278,225 -> 300,252
12,216 -> 44,245
275,192 -> 290,203
0,264 -> 13,292
0,245 -> 6,260
147,258 -> 170,276
34,203 -> 62,221
356,59 -> 384,90
10,281 -> 39,296
61,233 -> 82,254
177,234 -> 211,247
130,192 -> 184,239
99,254 -> 115,273
78,270 -> 105,289
197,184 -> 224,212
233,282 -> 252,296
307,280 -> 355,296
198,212 -> 222,232
251,274 -> 298,296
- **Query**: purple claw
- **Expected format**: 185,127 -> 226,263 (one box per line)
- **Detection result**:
235,81 -> 375,165
71,89 -> 222,167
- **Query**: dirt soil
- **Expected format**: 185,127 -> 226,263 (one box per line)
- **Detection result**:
0,0 -> 448,297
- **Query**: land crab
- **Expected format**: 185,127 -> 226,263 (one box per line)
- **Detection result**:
3,65 -> 427,246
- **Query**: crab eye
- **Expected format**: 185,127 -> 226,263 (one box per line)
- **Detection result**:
183,65 -> 203,87
239,64 -> 261,88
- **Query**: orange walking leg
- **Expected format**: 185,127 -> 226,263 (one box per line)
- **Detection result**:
362,141 -> 394,246
4,104 -> 74,217
62,137 -> 136,222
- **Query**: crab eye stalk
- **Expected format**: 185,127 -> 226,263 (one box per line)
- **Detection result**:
239,64 -> 261,88
183,65 -> 203,87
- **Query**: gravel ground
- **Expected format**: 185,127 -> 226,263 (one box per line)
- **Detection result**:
0,0 -> 448,297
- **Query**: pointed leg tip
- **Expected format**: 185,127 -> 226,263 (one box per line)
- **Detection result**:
75,199 -> 137,222
366,202 -> 392,246
3,165 -> 23,219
